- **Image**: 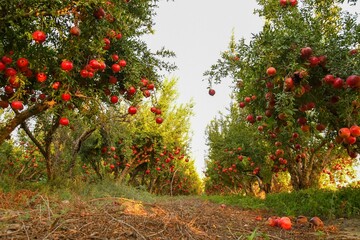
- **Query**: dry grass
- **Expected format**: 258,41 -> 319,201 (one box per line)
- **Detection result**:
1,190 -> 358,239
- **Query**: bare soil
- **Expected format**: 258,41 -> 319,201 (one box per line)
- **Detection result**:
0,190 -> 359,239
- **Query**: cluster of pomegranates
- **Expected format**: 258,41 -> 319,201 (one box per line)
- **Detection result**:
279,0 -> 298,7
337,126 -> 360,145
266,215 -> 324,231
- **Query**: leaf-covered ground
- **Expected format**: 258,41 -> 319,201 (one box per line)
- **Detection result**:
0,190 -> 359,239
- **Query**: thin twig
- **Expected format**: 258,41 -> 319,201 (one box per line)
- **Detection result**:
146,228 -> 166,238
176,224 -> 186,239
78,221 -> 94,231
105,211 -> 146,240
184,228 -> 195,240
20,220 -> 30,240
0,214 -> 19,221
49,217 -> 60,231
0,225 -> 24,237
187,215 -> 199,227
227,226 -> 238,239
146,221 -> 168,238
40,195 -> 53,220
42,218 -> 79,240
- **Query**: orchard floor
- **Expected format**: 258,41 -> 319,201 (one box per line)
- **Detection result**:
0,191 -> 359,239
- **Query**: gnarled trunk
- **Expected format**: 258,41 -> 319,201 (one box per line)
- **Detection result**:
118,166 -> 131,184
0,103 -> 48,145
287,139 -> 334,190
20,112 -> 59,181
68,128 -> 96,177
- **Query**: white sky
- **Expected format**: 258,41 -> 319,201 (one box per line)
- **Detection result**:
144,1 -> 359,177
144,0 -> 263,176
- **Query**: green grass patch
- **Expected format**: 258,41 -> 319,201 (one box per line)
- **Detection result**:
0,176 -> 169,204
204,187 -> 360,219
265,188 -> 360,219
2,175 -> 360,220
203,194 -> 266,210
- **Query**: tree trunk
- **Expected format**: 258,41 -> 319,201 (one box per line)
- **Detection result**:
68,128 -> 96,177
0,103 -> 48,145
118,166 -> 131,184
151,177 -> 161,194
20,122 -> 47,158
288,138 -> 331,190
170,169 -> 178,197
148,176 -> 158,193
129,167 -> 141,186
141,172 -> 146,186
20,117 -> 58,182
89,159 -> 103,180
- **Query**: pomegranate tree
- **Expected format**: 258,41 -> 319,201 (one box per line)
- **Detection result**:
0,0 -> 176,145
204,0 -> 359,191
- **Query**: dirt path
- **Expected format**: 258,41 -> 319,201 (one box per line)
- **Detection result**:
0,194 -> 359,239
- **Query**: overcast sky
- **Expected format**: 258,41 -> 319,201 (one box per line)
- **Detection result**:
143,0 -> 263,176
144,1 -> 358,177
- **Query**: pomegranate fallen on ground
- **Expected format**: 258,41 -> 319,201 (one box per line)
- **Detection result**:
296,215 -> 308,225
309,216 -> 324,230
278,216 -> 292,230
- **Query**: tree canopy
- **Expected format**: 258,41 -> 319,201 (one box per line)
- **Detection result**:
0,0 -> 175,143
204,0 -> 359,192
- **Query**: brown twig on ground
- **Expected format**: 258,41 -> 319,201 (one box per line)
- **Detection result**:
0,225 -> 24,238
42,218 -> 79,239
20,220 -> 30,240
0,194 -> 356,239
40,195 -> 53,221
227,226 -> 238,239
104,211 -> 146,240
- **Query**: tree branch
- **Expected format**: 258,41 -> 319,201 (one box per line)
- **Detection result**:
68,128 -> 97,176
0,103 -> 49,145
20,121 -> 47,158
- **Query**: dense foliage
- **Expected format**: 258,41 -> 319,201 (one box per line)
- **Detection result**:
1,78 -> 202,195
0,1 -> 202,195
0,0 -> 175,143
204,0 -> 360,193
